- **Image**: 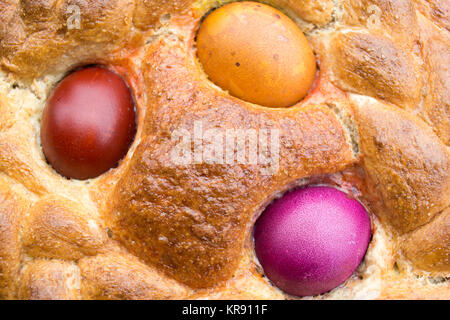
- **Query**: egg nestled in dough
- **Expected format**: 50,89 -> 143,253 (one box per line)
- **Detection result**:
197,1 -> 317,108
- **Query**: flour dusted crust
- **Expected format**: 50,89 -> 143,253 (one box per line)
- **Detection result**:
0,0 -> 448,299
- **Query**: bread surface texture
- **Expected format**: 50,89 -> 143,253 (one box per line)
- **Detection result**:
0,0 -> 448,299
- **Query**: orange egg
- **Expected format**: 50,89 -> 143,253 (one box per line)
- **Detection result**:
197,1 -> 316,108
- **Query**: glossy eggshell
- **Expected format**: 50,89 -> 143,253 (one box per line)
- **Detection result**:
254,186 -> 371,297
197,1 -> 317,108
41,66 -> 136,180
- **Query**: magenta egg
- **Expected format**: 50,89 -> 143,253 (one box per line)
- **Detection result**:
254,186 -> 371,297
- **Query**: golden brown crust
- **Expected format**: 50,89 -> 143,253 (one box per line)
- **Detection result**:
275,0 -> 335,25
329,32 -> 422,109
0,0 -> 141,78
415,0 -> 450,31
418,13 -> 450,145
18,259 -> 81,300
23,197 -> 108,260
78,252 -> 190,300
133,0 -> 194,30
0,179 -> 24,299
401,208 -> 449,273
0,115 -> 51,194
342,0 -> 420,45
0,0 -> 448,300
355,101 -> 450,235
106,33 -> 356,288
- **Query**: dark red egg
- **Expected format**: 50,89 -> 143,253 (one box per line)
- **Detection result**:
41,66 -> 136,180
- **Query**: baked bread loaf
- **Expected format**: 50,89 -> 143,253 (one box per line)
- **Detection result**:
0,0 -> 448,299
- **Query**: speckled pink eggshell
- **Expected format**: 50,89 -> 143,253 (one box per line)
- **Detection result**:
254,186 -> 371,297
